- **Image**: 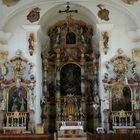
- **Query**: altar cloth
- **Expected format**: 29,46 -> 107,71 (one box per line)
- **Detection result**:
60,125 -> 83,130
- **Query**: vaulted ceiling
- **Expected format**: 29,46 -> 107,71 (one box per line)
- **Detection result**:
0,0 -> 140,31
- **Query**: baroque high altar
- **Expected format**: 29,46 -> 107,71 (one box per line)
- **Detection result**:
41,16 -> 100,134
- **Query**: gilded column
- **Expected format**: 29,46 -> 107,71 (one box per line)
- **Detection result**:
55,48 -> 61,99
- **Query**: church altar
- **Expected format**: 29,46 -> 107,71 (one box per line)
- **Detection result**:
60,125 -> 83,135
60,125 -> 83,130
3,126 -> 26,134
113,126 -> 136,133
59,121 -> 84,135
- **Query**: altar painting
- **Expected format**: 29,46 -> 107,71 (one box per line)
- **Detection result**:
8,86 -> 28,112
110,82 -> 132,111
60,64 -> 81,96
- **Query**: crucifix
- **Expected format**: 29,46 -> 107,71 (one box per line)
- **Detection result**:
58,2 -> 78,31
59,2 -> 78,14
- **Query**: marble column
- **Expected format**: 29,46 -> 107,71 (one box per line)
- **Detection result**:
54,48 -> 61,99
43,62 -> 48,97
97,23 -> 114,129
23,25 -> 41,128
81,64 -> 85,97
56,67 -> 60,99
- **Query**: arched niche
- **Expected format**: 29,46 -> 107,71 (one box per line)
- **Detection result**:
7,85 -> 29,113
66,31 -> 76,44
60,63 -> 81,96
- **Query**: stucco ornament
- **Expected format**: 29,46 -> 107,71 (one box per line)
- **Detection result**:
2,0 -> 20,7
97,4 -> 109,21
0,31 -> 11,45
122,0 -> 138,4
27,7 -> 40,23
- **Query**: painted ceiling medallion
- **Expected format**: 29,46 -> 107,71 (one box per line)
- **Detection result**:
2,0 -> 20,7
27,7 -> 40,23
97,4 -> 109,21
122,0 -> 138,4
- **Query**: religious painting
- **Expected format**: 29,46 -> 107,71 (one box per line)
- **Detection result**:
110,82 -> 132,112
60,64 -> 81,96
7,86 -> 28,112
66,32 -> 76,44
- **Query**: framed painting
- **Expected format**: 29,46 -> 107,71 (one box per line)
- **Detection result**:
60,63 -> 81,96
7,86 -> 28,112
110,81 -> 133,112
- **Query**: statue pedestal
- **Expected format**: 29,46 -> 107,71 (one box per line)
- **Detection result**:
134,109 -> 140,128
0,111 -> 5,131
103,109 -> 110,131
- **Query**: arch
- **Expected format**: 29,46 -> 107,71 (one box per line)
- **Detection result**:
39,2 -> 98,35
1,1 -> 139,30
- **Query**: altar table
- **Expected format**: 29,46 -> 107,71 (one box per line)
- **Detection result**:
3,126 -> 26,134
60,125 -> 83,135
113,126 -> 136,133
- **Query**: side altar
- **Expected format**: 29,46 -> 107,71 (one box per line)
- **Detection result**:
0,50 -> 36,133
102,49 -> 140,131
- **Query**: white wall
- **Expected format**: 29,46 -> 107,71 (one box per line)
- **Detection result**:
1,1 -> 139,127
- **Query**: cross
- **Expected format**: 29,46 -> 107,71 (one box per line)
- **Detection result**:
59,2 -> 78,14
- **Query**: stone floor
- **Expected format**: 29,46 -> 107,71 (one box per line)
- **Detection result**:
58,133 -> 86,140
58,137 -> 86,140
